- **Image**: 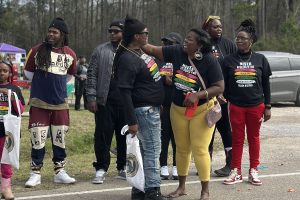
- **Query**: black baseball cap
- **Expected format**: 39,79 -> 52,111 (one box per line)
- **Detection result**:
110,19 -> 124,30
161,32 -> 183,44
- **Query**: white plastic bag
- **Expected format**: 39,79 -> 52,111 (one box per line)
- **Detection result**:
122,125 -> 145,192
1,90 -> 21,169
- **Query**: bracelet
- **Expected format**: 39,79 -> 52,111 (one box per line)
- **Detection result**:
265,105 -> 271,110
204,90 -> 208,99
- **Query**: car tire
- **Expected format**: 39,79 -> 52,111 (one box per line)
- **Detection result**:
296,88 -> 300,106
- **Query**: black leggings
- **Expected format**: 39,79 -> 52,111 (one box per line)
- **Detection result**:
209,103 -> 232,157
160,106 -> 176,166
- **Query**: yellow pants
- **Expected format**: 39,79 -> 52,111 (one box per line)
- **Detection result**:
170,101 -> 215,181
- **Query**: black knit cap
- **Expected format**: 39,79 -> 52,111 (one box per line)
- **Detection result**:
124,16 -> 146,37
110,19 -> 124,30
49,17 -> 68,34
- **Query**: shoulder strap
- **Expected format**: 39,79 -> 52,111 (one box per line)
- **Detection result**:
7,89 -> 21,116
188,57 -> 206,90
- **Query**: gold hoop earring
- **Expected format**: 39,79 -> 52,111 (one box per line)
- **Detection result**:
195,49 -> 203,60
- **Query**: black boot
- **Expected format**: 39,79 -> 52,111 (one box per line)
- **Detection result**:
144,187 -> 166,200
214,149 -> 232,177
131,187 -> 145,200
209,149 -> 213,161
226,149 -> 232,167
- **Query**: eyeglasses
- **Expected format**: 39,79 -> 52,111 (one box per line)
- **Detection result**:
204,15 -> 221,25
235,36 -> 250,41
108,29 -> 122,34
138,31 -> 149,36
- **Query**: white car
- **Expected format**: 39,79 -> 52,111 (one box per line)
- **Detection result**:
258,51 -> 300,106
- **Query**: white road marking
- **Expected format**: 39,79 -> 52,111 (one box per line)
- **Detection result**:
17,172 -> 300,199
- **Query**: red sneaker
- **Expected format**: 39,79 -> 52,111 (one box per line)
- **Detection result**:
223,168 -> 243,185
248,168 -> 262,186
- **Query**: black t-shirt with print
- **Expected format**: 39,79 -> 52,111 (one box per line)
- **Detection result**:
117,50 -> 164,125
0,83 -> 25,137
211,37 -> 237,63
221,51 -> 272,107
162,45 -> 224,107
157,60 -> 174,107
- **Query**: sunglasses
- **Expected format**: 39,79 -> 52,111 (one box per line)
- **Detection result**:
138,31 -> 149,36
204,15 -> 221,24
108,29 -> 122,34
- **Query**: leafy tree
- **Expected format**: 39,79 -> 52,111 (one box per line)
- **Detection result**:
0,0 -> 299,57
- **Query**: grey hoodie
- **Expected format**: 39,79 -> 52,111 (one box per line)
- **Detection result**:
86,42 -> 115,106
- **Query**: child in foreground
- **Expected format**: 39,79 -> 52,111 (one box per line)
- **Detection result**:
0,60 -> 25,200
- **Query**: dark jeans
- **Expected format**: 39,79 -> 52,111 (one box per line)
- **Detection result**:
75,81 -> 87,110
93,103 -> 126,171
75,94 -> 87,110
209,103 -> 232,157
160,106 -> 176,166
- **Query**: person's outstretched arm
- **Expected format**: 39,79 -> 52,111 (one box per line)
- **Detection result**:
142,44 -> 164,61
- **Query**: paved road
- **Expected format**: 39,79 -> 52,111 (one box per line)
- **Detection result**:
15,104 -> 300,200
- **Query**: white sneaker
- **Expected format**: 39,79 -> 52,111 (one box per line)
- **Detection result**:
54,170 -> 76,184
172,166 -> 178,180
92,169 -> 106,184
223,168 -> 243,185
115,169 -> 126,180
248,168 -> 262,186
25,172 -> 41,187
160,166 -> 169,180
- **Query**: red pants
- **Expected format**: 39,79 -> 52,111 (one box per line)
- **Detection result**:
229,103 -> 265,170
0,137 -> 12,178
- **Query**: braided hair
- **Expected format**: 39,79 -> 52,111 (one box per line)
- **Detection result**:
236,19 -> 258,43
112,39 -> 131,79
36,31 -> 69,71
112,16 -> 137,79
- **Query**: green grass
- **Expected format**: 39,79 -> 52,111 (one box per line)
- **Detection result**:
12,89 -> 222,193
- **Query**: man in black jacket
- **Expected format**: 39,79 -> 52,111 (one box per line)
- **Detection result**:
86,20 -> 126,184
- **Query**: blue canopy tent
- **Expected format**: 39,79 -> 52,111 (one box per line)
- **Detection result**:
0,43 -> 26,54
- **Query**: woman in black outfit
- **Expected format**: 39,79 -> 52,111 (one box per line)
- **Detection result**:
114,16 -> 166,200
202,15 -> 237,177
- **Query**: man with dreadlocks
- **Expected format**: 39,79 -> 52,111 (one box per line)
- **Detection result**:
24,17 -> 77,187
